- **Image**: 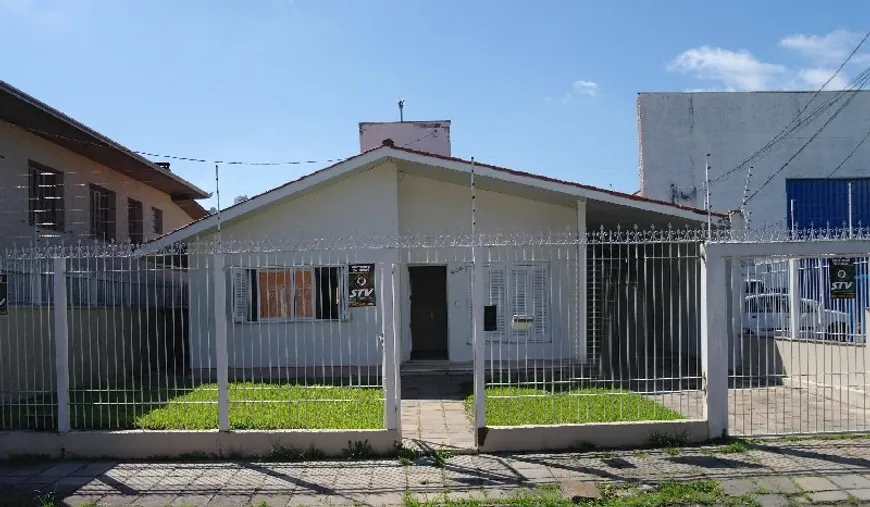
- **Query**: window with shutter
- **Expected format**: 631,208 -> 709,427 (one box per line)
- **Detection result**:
531,264 -> 549,341
232,269 -> 249,323
230,266 -> 346,322
486,265 -> 506,341
484,262 -> 550,343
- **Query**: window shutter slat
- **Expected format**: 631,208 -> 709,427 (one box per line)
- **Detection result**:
510,266 -> 530,340
533,264 -> 548,340
232,269 -> 249,323
487,265 -> 506,341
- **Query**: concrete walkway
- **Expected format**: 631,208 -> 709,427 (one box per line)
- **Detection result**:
400,374 -> 476,452
6,437 -> 870,505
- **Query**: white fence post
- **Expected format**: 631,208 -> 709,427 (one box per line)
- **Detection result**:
53,257 -> 70,433
576,198 -> 587,363
213,252 -> 230,432
788,258 -> 800,340
701,243 -> 729,439
728,212 -> 745,373
382,261 -> 399,431
472,246 -> 486,439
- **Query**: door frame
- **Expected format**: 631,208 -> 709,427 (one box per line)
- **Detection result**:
405,263 -> 450,361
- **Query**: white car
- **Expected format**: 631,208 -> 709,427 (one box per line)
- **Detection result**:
743,293 -> 852,341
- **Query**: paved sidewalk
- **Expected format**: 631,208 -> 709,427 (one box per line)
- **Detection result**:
5,438 -> 870,505
400,374 -> 475,452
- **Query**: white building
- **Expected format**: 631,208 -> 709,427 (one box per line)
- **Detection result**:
637,91 -> 870,231
144,121 -> 719,373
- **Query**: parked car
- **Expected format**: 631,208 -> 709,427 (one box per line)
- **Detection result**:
742,293 -> 851,341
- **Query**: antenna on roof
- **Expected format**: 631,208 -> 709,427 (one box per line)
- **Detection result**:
398,98 -> 405,122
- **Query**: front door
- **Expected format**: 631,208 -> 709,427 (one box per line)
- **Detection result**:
409,266 -> 449,360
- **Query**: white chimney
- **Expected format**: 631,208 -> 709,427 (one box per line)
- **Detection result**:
359,120 -> 451,156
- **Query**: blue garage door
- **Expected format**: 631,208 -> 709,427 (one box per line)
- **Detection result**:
786,178 -> 870,231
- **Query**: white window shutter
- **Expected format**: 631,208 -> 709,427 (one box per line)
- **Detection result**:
487,265 -> 506,341
532,264 -> 548,341
510,266 -> 530,340
232,269 -> 249,323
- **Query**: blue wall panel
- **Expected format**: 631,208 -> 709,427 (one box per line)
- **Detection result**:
786,178 -> 870,231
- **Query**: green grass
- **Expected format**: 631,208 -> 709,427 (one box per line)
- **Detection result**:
465,386 -> 683,426
1,382 -> 384,431
401,480 -> 758,507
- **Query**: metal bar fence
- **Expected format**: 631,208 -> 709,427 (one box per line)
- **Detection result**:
731,254 -> 870,436
476,230 -> 707,429
24,226 -> 870,443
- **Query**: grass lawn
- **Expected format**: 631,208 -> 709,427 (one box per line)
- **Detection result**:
2,383 -> 384,431
465,386 -> 684,426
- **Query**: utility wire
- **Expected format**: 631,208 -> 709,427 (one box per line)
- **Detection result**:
744,69 -> 870,205
1,118 -> 349,167
826,126 -> 870,178
711,30 -> 870,186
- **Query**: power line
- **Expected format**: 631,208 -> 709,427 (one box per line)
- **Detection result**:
711,30 -> 870,186
744,69 -> 870,205
826,126 -> 870,178
1,118 -> 349,167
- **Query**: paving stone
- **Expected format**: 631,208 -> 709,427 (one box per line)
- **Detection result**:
720,478 -> 756,496
129,494 -> 179,507
794,476 -> 840,492
95,493 -> 139,506
173,493 -> 217,505
755,494 -> 789,507
848,489 -> 870,501
561,480 -> 599,500
36,462 -> 87,478
831,474 -> 870,489
754,476 -> 800,494
809,490 -> 851,503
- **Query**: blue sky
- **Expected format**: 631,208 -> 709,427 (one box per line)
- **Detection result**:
1,0 -> 868,209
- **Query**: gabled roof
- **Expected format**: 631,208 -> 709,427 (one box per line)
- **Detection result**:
143,143 -> 727,249
0,80 -> 210,219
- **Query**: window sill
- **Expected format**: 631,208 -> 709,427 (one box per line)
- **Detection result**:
237,318 -> 351,325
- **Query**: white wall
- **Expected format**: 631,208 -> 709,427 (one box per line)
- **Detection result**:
397,172 -> 580,363
187,162 -> 400,369
0,122 -> 193,247
359,121 -> 451,156
638,92 -> 870,230
186,162 -> 586,369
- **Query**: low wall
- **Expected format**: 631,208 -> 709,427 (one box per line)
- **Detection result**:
477,420 -> 709,453
0,307 -> 187,404
0,429 -> 399,459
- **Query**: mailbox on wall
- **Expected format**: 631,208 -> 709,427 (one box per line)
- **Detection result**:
484,305 -> 497,332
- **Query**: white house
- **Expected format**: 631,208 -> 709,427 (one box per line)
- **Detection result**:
144,122 -> 721,374
637,91 -> 870,231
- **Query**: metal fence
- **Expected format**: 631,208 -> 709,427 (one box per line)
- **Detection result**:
711,227 -> 870,438
6,226 -> 870,449
473,231 -> 707,431
0,242 -> 397,432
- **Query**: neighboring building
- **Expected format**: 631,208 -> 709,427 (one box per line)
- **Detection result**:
144,121 -> 722,373
0,80 -> 209,248
637,91 -> 870,231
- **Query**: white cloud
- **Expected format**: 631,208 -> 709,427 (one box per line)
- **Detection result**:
780,29 -> 869,64
668,46 -> 786,91
797,68 -> 851,90
550,79 -> 599,103
572,80 -> 599,97
669,29 -> 868,92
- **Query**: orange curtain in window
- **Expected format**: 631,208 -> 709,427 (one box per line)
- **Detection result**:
294,268 -> 314,318
259,271 -> 291,318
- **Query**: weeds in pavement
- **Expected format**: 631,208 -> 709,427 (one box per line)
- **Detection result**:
342,439 -> 376,460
